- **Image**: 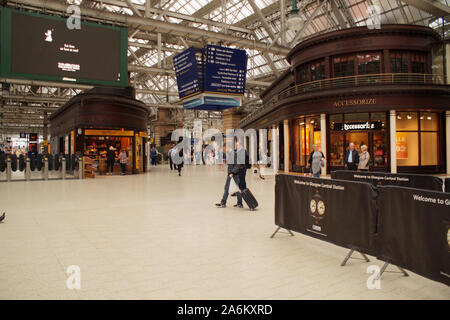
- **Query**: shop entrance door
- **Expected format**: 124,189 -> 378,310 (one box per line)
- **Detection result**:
345,132 -> 369,155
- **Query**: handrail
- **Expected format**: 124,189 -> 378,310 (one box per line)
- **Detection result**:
240,73 -> 446,126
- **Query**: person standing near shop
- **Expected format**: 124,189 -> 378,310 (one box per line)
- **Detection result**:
119,149 -> 128,175
344,142 -> 359,171
106,146 -> 116,175
150,146 -> 157,166
168,145 -> 174,170
358,145 -> 371,171
307,144 -> 325,178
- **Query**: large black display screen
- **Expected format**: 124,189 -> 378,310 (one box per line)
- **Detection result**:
3,8 -> 127,86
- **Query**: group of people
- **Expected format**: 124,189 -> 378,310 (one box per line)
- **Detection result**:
307,142 -> 372,178
105,146 -> 128,175
344,142 -> 371,171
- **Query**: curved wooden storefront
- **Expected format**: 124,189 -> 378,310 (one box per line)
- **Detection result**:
241,25 -> 450,174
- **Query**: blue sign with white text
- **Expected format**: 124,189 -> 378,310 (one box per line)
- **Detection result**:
204,45 -> 247,95
173,47 -> 201,100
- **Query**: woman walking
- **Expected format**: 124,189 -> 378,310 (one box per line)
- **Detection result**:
307,144 -> 325,178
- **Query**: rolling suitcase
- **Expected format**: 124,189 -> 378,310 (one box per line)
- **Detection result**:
241,188 -> 258,211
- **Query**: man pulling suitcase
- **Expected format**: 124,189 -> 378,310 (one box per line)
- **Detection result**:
215,141 -> 258,211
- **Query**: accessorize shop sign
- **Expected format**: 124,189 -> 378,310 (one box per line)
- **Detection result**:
333,98 -> 377,107
333,121 -> 382,131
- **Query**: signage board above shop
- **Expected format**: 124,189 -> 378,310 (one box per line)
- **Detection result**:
173,47 -> 201,100
173,45 -> 248,110
204,45 -> 247,96
333,121 -> 383,131
333,98 -> 377,107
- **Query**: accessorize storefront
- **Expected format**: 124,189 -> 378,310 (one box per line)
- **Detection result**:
239,25 -> 450,174
49,86 -> 149,173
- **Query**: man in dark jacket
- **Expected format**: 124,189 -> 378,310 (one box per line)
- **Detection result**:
234,140 -> 250,208
215,146 -> 244,208
106,146 -> 116,174
344,142 -> 359,171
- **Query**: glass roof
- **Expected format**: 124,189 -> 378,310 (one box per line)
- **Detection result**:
66,0 -> 450,99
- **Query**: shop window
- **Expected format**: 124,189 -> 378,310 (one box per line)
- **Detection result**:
357,53 -> 381,76
329,112 -> 388,169
291,116 -> 321,171
420,112 -> 439,131
396,132 -> 419,166
420,132 -> 438,165
333,55 -> 355,79
344,113 -> 369,122
298,65 -> 308,84
411,53 -> 427,74
310,60 -> 325,82
396,112 -> 440,167
390,52 -> 409,73
396,112 -> 418,130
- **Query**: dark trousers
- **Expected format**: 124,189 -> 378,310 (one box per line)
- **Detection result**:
120,163 -> 126,173
169,157 -> 174,170
237,170 -> 247,190
151,158 -> 157,166
107,161 -> 114,173
346,163 -> 357,171
221,175 -> 243,205
177,164 -> 183,175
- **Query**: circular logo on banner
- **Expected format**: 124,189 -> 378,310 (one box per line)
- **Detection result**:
310,199 -> 317,214
310,190 -> 326,225
447,227 -> 450,248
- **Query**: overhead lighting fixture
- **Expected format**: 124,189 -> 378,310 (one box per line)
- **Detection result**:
287,0 -> 305,32
427,116 -> 432,120
397,115 -> 402,120
406,115 -> 412,120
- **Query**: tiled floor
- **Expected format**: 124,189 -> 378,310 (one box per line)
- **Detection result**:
0,165 -> 449,300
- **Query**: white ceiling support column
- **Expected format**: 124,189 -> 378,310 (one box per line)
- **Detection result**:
157,33 -> 162,68
247,0 -> 278,45
145,0 -> 151,17
280,0 -> 286,46
330,0 -> 347,28
125,0 -> 143,17
336,0 -> 356,27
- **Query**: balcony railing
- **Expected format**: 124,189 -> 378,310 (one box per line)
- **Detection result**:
240,73 -> 446,126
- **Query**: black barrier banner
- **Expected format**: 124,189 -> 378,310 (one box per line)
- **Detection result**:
331,170 -> 443,192
275,174 -> 377,255
377,186 -> 450,286
445,178 -> 450,194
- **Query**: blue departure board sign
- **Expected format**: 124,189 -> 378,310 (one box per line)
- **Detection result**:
173,47 -> 201,99
204,45 -> 247,95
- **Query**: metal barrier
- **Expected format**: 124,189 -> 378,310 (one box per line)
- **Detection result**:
0,154 -> 83,182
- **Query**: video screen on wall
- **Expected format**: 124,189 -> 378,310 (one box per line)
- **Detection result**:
1,7 -> 128,86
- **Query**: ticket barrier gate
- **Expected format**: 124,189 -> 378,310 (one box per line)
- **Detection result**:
1,155 -> 83,182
